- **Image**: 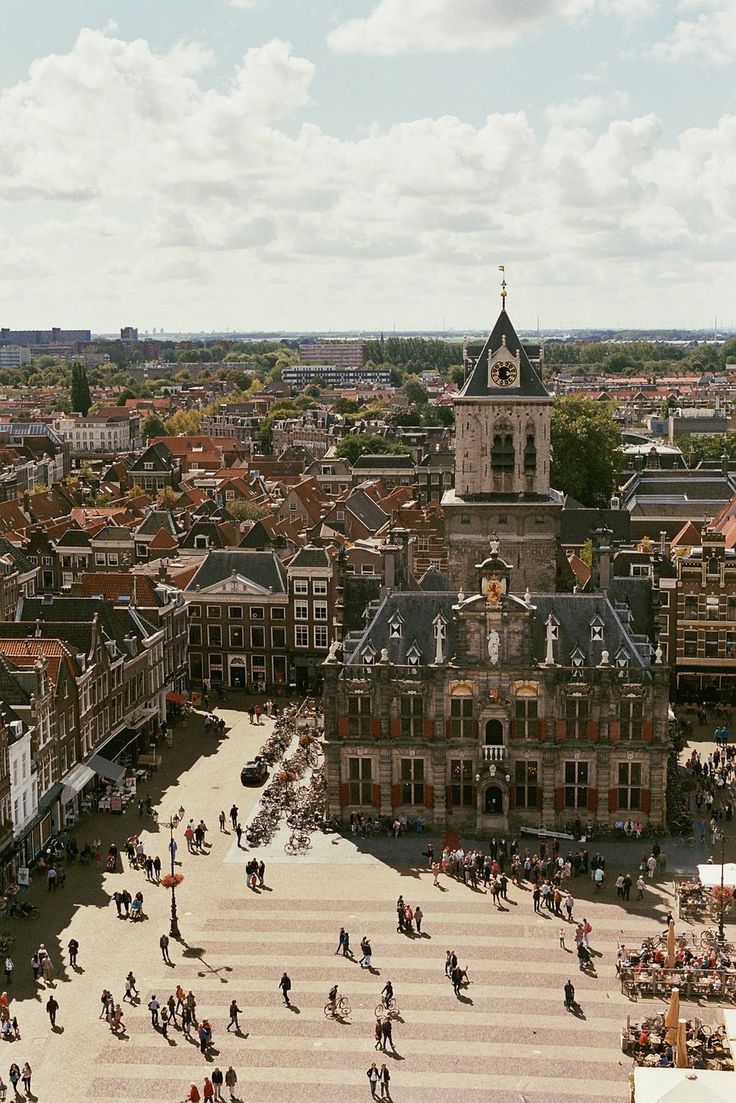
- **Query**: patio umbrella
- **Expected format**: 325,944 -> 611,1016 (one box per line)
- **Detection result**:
665,986 -> 680,1045
666,920 -> 676,970
675,1019 -> 689,1068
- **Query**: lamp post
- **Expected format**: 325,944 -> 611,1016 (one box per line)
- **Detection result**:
717,828 -> 727,945
163,817 -> 181,939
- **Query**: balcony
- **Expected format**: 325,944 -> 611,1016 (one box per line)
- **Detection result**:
481,744 -> 506,763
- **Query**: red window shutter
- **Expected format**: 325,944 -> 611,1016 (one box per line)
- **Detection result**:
510,720 -> 516,740
587,789 -> 598,813
554,787 -> 564,811
445,785 -> 453,812
471,785 -> 478,808
390,783 -> 401,807
390,718 -> 401,739
372,783 -> 381,808
423,718 -> 434,740
609,721 -> 620,743
608,788 -> 617,813
642,723 -> 653,743
641,789 -> 651,814
555,719 -> 566,742
472,719 -> 478,739
445,718 -> 452,740
370,718 -> 382,740
588,721 -> 599,743
339,782 -> 350,807
508,784 -> 516,810
337,717 -> 349,738
537,720 -> 547,742
424,784 -> 434,809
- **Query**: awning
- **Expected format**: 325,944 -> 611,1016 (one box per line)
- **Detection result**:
634,1067 -> 735,1103
37,781 -> 64,817
697,862 -> 736,889
61,763 -> 95,803
87,754 -> 126,784
166,692 -> 187,705
95,727 -> 141,764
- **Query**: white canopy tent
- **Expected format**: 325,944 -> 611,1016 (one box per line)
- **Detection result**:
697,864 -> 736,889
634,1068 -> 736,1103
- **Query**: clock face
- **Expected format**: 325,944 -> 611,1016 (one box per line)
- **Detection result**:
491,359 -> 518,387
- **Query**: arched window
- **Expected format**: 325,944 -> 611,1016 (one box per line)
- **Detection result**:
484,719 -> 504,745
484,786 -> 503,814
524,435 -> 537,475
491,434 -> 514,474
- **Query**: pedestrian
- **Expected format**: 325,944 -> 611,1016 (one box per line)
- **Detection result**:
230,805 -> 238,830
198,1023 -> 208,1055
121,889 -> 131,917
248,705 -> 255,724
212,1067 -> 224,1102
185,825 -> 195,853
564,978 -> 575,1010
432,861 -> 440,886
636,874 -> 646,900
381,1017 -> 396,1052
124,972 -> 138,1001
235,823 -> 243,848
257,859 -> 265,886
145,856 -> 154,881
175,984 -> 186,1013
187,1085 -> 201,1103
336,927 -> 348,955
181,1005 -> 193,1038
374,1017 -> 383,1050
279,972 -> 292,1005
30,953 -> 40,981
41,954 -> 54,984
186,990 -> 198,1025
160,934 -> 171,964
8,1066 -> 19,1096
615,874 -> 624,898
359,936 -> 372,969
68,938 -> 79,967
153,856 -> 161,881
20,1064 -> 31,1094
379,1062 -> 391,1100
167,994 -> 177,1024
227,999 -> 242,1032
647,854 -> 657,879
564,893 -> 574,922
533,885 -> 541,912
160,1006 -> 169,1037
559,928 -> 566,949
367,1061 -> 379,1099
623,873 -> 632,901
203,1077 -> 214,1102
112,891 -> 123,918
414,904 -> 423,934
169,837 -> 178,865
148,994 -> 160,1027
224,1066 -> 238,1101
451,964 -> 462,996
47,865 -> 57,891
3,958 -> 11,985
46,994 -> 59,1027
219,811 -> 226,833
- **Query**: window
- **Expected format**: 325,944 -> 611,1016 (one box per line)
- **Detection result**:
726,631 -> 736,657
683,596 -> 698,620
229,626 -> 244,647
294,601 -> 309,621
208,625 -> 222,647
136,543 -> 148,559
618,761 -> 642,811
683,630 -> 698,658
107,552 -> 119,566
400,695 -> 423,738
491,433 -> 514,474
564,761 -> 588,809
207,606 -> 221,619
313,601 -> 328,621
389,618 -> 402,639
565,695 -> 589,739
272,627 -> 286,649
143,462 -> 154,470
706,596 -> 720,621
42,556 -> 53,566
313,580 -> 328,596
400,758 -> 425,805
514,696 -> 538,738
348,757 -> 373,805
314,625 -> 328,649
461,514 -> 471,525
189,604 -> 201,619
229,606 -> 244,619
515,760 -> 539,809
250,607 -> 264,620
620,696 -> 643,740
293,579 -> 308,594
450,759 -> 473,806
189,625 -> 202,646
271,608 -> 285,621
523,435 -> 537,475
590,623 -> 604,642
418,537 -> 430,552
295,625 -> 309,647
708,557 -> 720,577
450,697 -> 473,739
348,696 -> 371,738
251,626 -> 265,648
94,553 -> 106,566
705,631 -> 720,658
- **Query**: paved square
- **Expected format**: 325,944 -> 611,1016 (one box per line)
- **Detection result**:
5,706 -> 731,1103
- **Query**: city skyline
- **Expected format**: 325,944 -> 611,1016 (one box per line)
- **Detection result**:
1,1 -> 735,330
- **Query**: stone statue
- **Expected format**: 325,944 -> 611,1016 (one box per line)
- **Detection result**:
487,629 -> 500,665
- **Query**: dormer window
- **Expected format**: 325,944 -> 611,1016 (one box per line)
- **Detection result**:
708,557 -> 720,576
362,643 -> 376,667
616,647 -> 629,669
590,613 -> 605,643
407,642 -> 422,668
389,614 -> 403,639
549,618 -> 559,641
570,646 -> 585,669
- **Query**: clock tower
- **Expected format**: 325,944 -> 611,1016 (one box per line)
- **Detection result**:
442,291 -> 561,593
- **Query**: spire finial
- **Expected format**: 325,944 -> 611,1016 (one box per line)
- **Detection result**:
499,264 -> 507,310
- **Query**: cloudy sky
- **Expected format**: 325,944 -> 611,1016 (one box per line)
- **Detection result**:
0,0 -> 735,334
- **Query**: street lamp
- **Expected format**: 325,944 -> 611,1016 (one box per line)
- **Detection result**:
717,829 -> 729,945
161,816 -> 182,939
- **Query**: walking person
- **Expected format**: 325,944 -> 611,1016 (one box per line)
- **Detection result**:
153,856 -> 162,882
219,811 -> 226,833
148,994 -> 160,1027
564,978 -> 575,1011
203,1077 -> 214,1102
230,805 -> 238,830
414,904 -> 423,934
359,936 -> 372,969
211,1067 -> 224,1103
20,1064 -> 31,1094
381,1017 -> 396,1053
124,972 -> 138,1001
160,933 -> 172,964
379,1062 -> 391,1100
235,823 -> 243,848
224,1067 -> 238,1101
46,994 -> 59,1027
636,874 -> 646,900
367,1062 -> 380,1099
68,938 -> 79,967
279,972 -> 292,1005
227,999 -> 242,1032
8,1065 -> 20,1097
30,953 -> 40,981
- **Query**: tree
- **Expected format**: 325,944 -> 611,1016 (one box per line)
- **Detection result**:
226,500 -> 271,522
70,362 -> 92,415
550,396 -> 622,507
163,409 -> 202,435
335,434 -> 412,465
141,414 -> 166,439
679,432 -> 736,465
402,375 -> 428,406
156,486 -> 179,507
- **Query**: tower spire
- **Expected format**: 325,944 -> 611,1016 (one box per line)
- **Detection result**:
499,264 -> 507,311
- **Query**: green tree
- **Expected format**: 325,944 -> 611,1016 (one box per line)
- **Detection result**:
335,434 -> 411,465
141,414 -> 166,439
226,500 -> 272,522
679,432 -> 736,465
402,375 -> 428,406
550,396 -> 622,507
70,362 -> 92,415
163,409 -> 202,435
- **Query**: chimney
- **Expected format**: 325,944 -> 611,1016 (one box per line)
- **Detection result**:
659,530 -> 670,559
722,453 -> 729,477
591,527 -> 612,595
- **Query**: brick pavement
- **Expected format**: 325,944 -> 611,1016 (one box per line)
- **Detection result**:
4,704 -> 734,1103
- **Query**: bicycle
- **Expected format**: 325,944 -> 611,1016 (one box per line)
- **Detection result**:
284,833 -> 312,855
374,997 -> 399,1018
324,995 -> 351,1018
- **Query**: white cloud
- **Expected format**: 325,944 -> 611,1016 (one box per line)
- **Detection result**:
2,30 -> 736,328
328,0 -> 595,56
652,0 -> 736,62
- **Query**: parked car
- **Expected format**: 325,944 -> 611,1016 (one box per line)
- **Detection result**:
240,756 -> 268,786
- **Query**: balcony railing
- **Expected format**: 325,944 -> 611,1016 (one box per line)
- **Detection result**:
481,744 -> 506,762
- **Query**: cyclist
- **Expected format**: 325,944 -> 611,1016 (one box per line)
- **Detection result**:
327,984 -> 338,1016
381,981 -> 393,1009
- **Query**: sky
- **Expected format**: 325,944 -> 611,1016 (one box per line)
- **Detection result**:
0,0 -> 735,334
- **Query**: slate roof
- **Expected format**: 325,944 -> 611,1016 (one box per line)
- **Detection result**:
185,551 -> 287,594
352,454 -> 415,470
55,529 -> 91,549
459,307 -> 548,399
0,535 -> 35,575
0,655 -> 32,706
343,592 -> 458,666
18,596 -> 157,653
418,567 -> 448,591
560,508 -> 631,546
136,510 -> 177,537
289,546 -> 331,569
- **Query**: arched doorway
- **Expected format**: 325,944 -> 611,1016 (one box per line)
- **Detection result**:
485,719 -> 503,745
484,786 -> 503,815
